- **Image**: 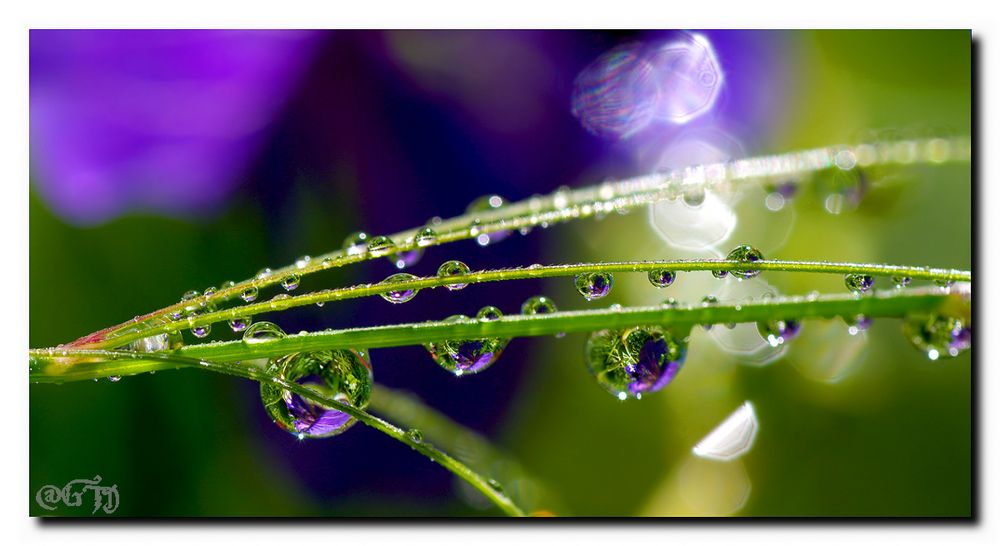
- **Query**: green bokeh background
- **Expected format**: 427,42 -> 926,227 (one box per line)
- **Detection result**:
29,30 -> 972,517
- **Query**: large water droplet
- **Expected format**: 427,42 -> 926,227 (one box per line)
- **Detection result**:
260,349 -> 373,439
243,321 -> 287,344
344,231 -> 369,256
241,286 -> 259,303
380,273 -> 419,304
229,317 -> 251,333
844,273 -> 874,294
367,236 -> 396,258
902,313 -> 971,360
415,227 -> 438,247
725,244 -> 764,279
281,273 -> 301,291
425,315 -> 509,376
476,306 -> 503,321
585,326 -> 688,399
757,319 -> 801,347
574,272 -> 614,301
437,260 -> 471,291
521,295 -> 557,315
648,269 -> 676,288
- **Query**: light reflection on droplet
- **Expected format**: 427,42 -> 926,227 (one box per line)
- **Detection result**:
692,401 -> 759,461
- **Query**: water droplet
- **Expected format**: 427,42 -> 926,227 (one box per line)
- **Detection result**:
191,323 -> 212,339
682,187 -> 706,207
203,286 -> 217,297
407,429 -> 424,443
257,268 -> 273,280
711,269 -> 728,280
903,313 -> 971,360
415,227 -> 438,247
476,306 -> 503,321
935,279 -> 955,291
425,315 -> 509,376
725,244 -> 764,279
585,326 -> 689,399
844,273 -> 874,294
757,319 -> 801,347
847,314 -> 872,336
222,280 -> 237,289
181,290 -> 200,301
344,231 -> 369,256
380,273 -> 419,304
437,260 -> 471,290
281,273 -> 301,291
295,255 -> 312,269
243,321 -> 287,344
260,349 -> 373,439
700,295 -> 719,330
367,236 -> 396,258
662,297 -> 679,308
108,375 -> 122,382
521,295 -> 557,315
892,275 -> 912,289
229,317 -> 251,333
241,286 -> 259,302
487,478 -> 505,493
574,272 -> 614,301
391,248 -> 423,269
648,269 -> 676,288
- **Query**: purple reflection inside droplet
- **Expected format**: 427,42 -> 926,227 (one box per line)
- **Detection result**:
950,323 -> 971,353
284,376 -> 351,436
452,340 -> 498,373
587,276 -> 612,299
626,336 -> 685,394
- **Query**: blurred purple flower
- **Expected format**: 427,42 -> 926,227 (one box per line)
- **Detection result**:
30,30 -> 322,225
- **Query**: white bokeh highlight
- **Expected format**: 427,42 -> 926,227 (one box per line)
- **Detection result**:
692,401 -> 759,462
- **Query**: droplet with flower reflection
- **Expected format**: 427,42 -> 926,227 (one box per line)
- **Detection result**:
437,260 -> 471,291
379,273 -> 419,304
844,273 -> 874,294
725,244 -> 764,279
424,315 -> 509,377
574,272 -> 614,301
521,295 -> 557,315
585,326 -> 689,400
648,269 -> 676,288
757,319 -> 801,347
902,313 -> 971,360
260,349 -> 373,439
367,236 -> 396,258
281,273 -> 300,291
465,195 -> 511,245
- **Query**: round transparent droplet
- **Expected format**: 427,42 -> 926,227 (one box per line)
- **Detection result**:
648,269 -> 676,288
725,244 -> 764,279
243,321 -> 287,345
380,273 -> 419,304
574,272 -> 614,301
367,236 -> 396,258
241,286 -> 259,303
425,315 -> 509,376
415,227 -> 437,247
892,275 -> 912,289
407,429 -> 424,443
191,323 -> 211,339
585,326 -> 689,399
844,273 -> 874,295
476,306 -> 503,322
281,273 -> 301,291
260,349 -> 373,439
521,295 -> 557,315
181,290 -> 200,302
902,313 -> 971,360
757,319 -> 801,348
437,260 -> 471,291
